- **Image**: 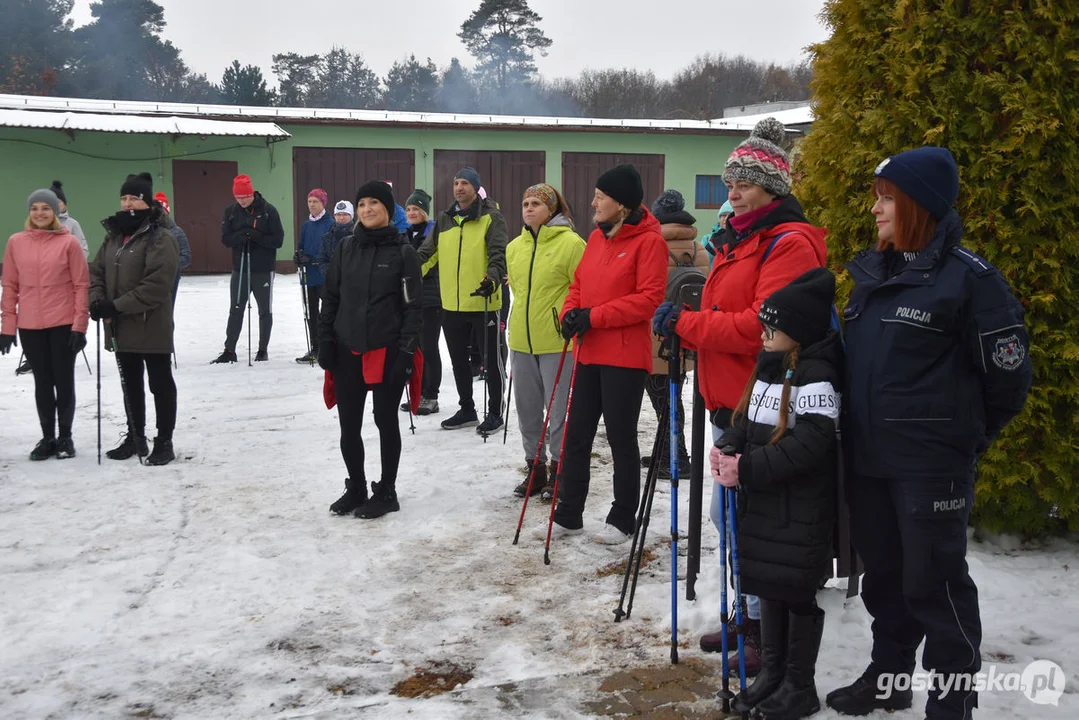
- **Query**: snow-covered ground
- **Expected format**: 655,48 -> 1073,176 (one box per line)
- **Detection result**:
1,275 -> 1076,719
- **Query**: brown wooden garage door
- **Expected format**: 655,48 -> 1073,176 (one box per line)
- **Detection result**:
172,159 -> 239,273
433,150 -> 545,239
562,152 -> 666,234
292,147 -> 415,249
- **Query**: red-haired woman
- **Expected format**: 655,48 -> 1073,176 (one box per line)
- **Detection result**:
829,147 -> 1032,720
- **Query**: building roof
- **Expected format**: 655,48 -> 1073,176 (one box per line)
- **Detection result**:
0,106 -> 290,139
713,105 -> 815,128
0,94 -> 791,136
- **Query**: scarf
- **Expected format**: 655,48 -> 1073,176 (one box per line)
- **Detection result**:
309,210 -> 326,222
112,208 -> 152,236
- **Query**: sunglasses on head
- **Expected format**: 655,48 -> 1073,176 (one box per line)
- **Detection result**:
762,324 -> 777,340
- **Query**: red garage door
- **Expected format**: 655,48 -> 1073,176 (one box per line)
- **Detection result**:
562,152 -> 666,235
292,147 -> 415,249
433,150 -> 545,239
172,159 -> 239,274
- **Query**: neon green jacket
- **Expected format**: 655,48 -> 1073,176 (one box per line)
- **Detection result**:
417,198 -> 508,312
506,215 -> 587,354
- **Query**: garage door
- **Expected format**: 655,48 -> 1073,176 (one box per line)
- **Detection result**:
172,159 -> 239,274
433,150 -> 545,239
292,147 -> 415,249
562,152 -> 665,234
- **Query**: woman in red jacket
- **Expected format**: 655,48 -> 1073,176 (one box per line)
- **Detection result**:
533,164 -> 668,545
0,189 -> 90,460
654,118 -> 827,674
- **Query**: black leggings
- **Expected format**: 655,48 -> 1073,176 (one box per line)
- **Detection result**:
554,363 -> 648,535
442,310 -> 504,415
304,283 -> 321,350
335,344 -> 406,489
116,352 -> 177,440
421,306 -> 442,399
19,325 -> 76,439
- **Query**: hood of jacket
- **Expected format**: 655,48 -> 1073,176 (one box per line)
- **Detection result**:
660,222 -> 698,242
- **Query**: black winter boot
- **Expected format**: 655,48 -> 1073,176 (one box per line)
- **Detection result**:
514,460 -> 547,497
329,478 -> 368,515
731,598 -> 787,713
146,437 -> 175,466
541,461 -> 558,501
825,663 -> 914,716
754,606 -> 825,720
354,481 -> 399,519
106,433 -> 149,460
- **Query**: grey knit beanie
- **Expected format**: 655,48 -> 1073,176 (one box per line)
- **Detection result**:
722,118 -> 792,198
27,188 -> 61,216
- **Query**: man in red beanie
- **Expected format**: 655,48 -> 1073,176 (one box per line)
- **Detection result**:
212,174 -> 284,363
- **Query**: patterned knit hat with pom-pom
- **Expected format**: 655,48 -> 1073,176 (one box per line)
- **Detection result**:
723,117 -> 792,198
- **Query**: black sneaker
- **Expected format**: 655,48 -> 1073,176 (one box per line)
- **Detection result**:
441,408 -> 479,430
211,349 -> 237,364
476,413 -> 505,436
106,434 -> 149,460
354,482 -> 399,519
295,350 -> 317,364
146,438 -> 175,466
55,437 -> 76,459
255,350 -> 269,362
330,478 -> 368,515
15,359 -> 32,376
30,438 -> 57,461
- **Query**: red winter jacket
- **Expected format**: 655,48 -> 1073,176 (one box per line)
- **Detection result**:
562,209 -> 668,371
675,196 -> 827,412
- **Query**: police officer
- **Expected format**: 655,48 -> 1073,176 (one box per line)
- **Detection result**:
829,147 -> 1032,720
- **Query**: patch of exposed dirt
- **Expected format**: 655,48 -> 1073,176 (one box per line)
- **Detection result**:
596,546 -> 659,578
390,662 -> 474,699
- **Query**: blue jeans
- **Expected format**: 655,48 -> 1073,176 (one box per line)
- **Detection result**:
710,421 -> 760,620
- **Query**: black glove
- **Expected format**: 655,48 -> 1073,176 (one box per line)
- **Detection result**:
561,308 -> 591,340
294,250 -> 315,266
0,334 -> 15,355
317,340 -> 336,371
471,277 -> 496,298
89,299 -> 119,321
389,350 -> 414,386
69,331 -> 87,354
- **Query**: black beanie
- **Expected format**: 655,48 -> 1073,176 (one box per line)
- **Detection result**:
50,180 -> 67,205
405,189 -> 432,215
355,181 -> 396,219
757,268 -> 836,347
121,172 -> 153,202
596,163 -> 644,209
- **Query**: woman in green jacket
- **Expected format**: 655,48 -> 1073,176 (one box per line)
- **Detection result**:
507,184 -> 586,500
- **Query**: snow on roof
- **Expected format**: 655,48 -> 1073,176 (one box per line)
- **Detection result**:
0,94 -> 773,134
0,107 -> 290,138
713,105 -> 815,128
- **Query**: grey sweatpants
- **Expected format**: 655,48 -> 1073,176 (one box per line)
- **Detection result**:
511,350 -> 571,464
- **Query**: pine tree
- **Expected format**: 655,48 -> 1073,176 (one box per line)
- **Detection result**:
797,1 -> 1079,535
383,55 -> 440,111
220,60 -> 274,106
458,0 -> 551,111
0,0 -> 75,95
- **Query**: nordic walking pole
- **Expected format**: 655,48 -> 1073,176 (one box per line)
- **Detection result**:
110,326 -> 144,466
82,349 -> 92,375
246,246 -> 253,367
512,336 -> 570,545
687,371 -> 705,601
614,406 -> 668,621
668,334 -> 682,664
96,320 -> 101,465
299,263 -> 311,356
502,372 -> 513,444
728,484 -> 749,710
481,294 -> 490,441
716,476 -> 733,713
404,382 -> 416,435
544,338 -> 582,566
14,350 -> 24,375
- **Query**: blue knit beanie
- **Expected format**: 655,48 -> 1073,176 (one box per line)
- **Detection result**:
454,166 -> 482,192
874,146 -> 959,220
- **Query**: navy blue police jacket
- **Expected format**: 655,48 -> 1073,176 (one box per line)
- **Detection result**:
842,210 -> 1032,480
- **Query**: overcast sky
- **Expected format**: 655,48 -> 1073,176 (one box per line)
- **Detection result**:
70,0 -> 830,84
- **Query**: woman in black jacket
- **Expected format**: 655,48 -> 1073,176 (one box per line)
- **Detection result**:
400,189 -> 441,415
320,181 -> 422,519
711,268 -> 840,720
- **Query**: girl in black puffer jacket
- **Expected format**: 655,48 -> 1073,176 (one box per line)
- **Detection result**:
711,267 -> 840,720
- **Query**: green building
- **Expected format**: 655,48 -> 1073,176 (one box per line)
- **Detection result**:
0,94 -> 775,272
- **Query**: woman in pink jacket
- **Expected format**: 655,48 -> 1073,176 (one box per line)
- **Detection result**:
0,189 -> 90,460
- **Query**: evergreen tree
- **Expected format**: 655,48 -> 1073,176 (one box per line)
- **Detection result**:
458,0 -> 551,110
436,57 -> 478,113
0,0 -> 75,94
797,0 -> 1079,534
309,47 -> 381,109
220,60 -> 275,106
271,52 -> 319,107
383,55 -> 440,111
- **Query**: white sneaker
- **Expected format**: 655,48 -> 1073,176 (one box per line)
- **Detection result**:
530,521 -> 583,541
593,524 -> 633,545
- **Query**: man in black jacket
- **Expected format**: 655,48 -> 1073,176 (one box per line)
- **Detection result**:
212,174 -> 285,363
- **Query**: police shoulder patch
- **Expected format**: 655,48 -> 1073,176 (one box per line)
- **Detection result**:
992,334 -> 1026,371
950,246 -> 995,277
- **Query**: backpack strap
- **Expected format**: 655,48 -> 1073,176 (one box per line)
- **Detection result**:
761,231 -> 795,264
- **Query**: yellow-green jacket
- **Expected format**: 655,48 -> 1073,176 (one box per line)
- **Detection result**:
417,198 -> 508,312
507,215 -> 586,355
